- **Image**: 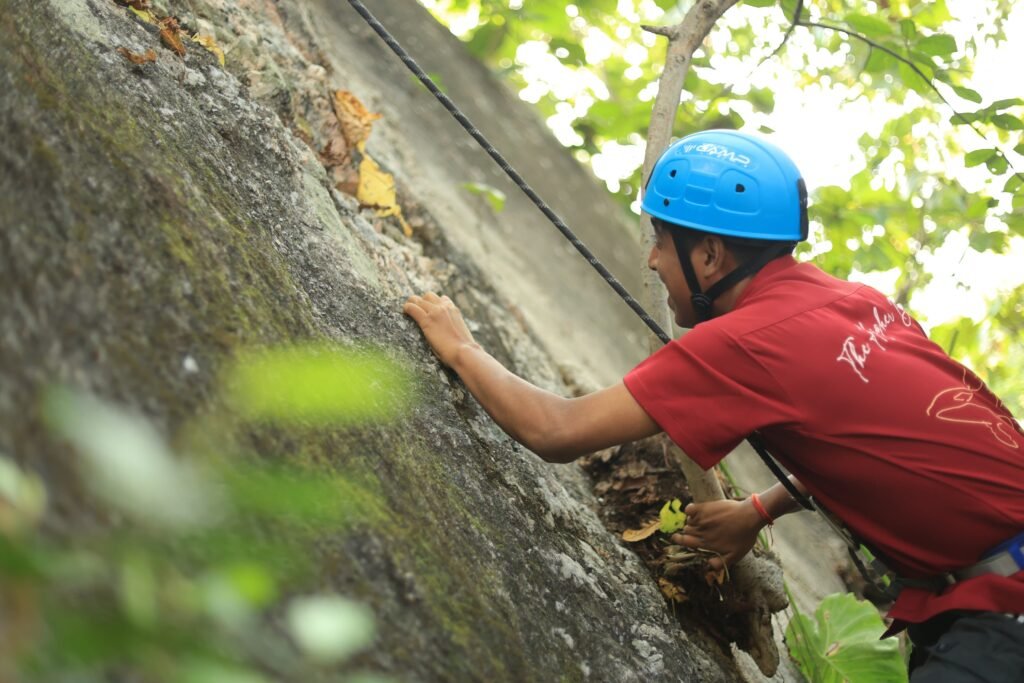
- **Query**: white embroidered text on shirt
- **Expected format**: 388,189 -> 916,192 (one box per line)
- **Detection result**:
836,303 -> 912,383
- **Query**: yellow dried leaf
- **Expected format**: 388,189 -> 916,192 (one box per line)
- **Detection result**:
333,90 -> 382,150
357,154 -> 396,210
622,518 -> 661,543
357,155 -> 413,237
127,6 -> 157,24
658,578 -> 688,604
191,34 -> 225,67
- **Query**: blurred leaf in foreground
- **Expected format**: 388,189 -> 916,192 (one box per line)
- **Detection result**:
224,344 -> 412,426
43,388 -> 219,530
287,594 -> 376,664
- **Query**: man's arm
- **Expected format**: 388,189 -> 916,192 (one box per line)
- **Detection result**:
404,292 -> 661,462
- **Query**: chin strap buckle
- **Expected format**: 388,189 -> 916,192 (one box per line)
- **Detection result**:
691,293 -> 713,321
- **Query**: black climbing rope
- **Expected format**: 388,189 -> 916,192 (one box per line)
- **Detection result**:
345,0 -> 671,345
346,0 -> 818,512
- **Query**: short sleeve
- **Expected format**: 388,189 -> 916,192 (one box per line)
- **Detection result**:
623,325 -> 798,469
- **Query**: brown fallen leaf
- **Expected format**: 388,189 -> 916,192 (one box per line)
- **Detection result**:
621,518 -> 661,543
191,34 -> 225,66
125,0 -> 151,9
117,47 -> 157,65
158,17 -> 186,57
658,578 -> 688,604
705,565 -> 728,586
333,89 -> 382,149
320,136 -> 350,167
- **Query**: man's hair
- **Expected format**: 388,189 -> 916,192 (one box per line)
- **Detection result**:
652,217 -> 796,262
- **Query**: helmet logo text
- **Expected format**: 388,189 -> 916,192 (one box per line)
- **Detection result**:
684,143 -> 751,167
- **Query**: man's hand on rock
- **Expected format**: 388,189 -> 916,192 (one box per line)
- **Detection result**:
403,292 -> 480,367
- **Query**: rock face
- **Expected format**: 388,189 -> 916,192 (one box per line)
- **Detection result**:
0,0 -> 765,680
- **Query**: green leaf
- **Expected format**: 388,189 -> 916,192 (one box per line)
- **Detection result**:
951,85 -> 982,103
845,13 -> 894,39
744,0 -> 777,7
915,33 -> 957,57
1004,174 -> 1023,194
991,113 -> 1024,131
1014,143 -> 1024,157
659,498 -> 686,534
462,181 -> 507,214
899,19 -> 917,41
986,155 -> 1009,175
968,229 -> 1007,253
786,593 -> 907,683
913,0 -> 951,28
985,98 -> 1023,113
964,148 -> 997,167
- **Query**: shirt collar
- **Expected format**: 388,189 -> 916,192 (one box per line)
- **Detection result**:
733,255 -> 798,309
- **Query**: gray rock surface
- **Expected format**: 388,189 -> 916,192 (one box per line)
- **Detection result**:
0,0 -> 829,680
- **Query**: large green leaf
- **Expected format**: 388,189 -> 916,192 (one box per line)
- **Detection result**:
915,33 -> 957,57
786,593 -> 907,683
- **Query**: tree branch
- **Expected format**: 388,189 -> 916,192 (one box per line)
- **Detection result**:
640,1 -> 787,677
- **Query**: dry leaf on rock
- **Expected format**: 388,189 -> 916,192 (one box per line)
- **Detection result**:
658,578 -> 688,604
621,518 -> 661,543
191,34 -> 225,66
358,155 -> 397,211
117,47 -> 157,65
320,136 -> 349,167
706,565 -> 728,586
333,90 -> 381,150
158,17 -> 186,57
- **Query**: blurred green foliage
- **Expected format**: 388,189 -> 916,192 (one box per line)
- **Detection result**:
423,0 -> 1023,414
0,343 -> 409,683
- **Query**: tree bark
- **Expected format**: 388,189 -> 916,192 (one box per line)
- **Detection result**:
640,1 -> 787,676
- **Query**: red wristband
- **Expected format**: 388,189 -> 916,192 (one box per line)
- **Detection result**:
750,492 -> 774,525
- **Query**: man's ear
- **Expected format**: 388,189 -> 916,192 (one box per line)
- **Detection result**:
699,236 -> 728,275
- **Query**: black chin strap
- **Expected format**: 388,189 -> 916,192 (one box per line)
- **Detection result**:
669,231 -> 795,324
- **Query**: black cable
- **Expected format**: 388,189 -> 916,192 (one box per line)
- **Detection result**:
348,0 -> 820,515
344,0 -> 671,345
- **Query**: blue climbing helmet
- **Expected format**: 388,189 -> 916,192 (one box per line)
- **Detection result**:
642,130 -> 809,323
642,129 -> 808,240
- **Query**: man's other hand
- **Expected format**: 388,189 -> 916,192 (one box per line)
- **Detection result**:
671,498 -> 766,571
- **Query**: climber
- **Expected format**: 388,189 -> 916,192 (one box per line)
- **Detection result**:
403,129 -> 1024,681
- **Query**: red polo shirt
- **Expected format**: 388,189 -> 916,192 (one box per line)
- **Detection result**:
624,256 -> 1024,625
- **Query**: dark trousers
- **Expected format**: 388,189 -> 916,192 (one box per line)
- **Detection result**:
908,611 -> 1024,682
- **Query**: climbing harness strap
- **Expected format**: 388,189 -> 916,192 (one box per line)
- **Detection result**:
345,0 -> 671,345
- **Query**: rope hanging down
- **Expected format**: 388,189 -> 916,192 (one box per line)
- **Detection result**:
347,0 -> 815,512
345,0 -> 671,345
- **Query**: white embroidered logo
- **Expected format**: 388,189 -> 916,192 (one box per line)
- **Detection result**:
836,303 -> 913,383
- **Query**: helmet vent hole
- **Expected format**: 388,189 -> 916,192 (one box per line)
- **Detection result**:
669,170 -> 677,178
735,183 -> 746,193
663,199 -> 670,206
